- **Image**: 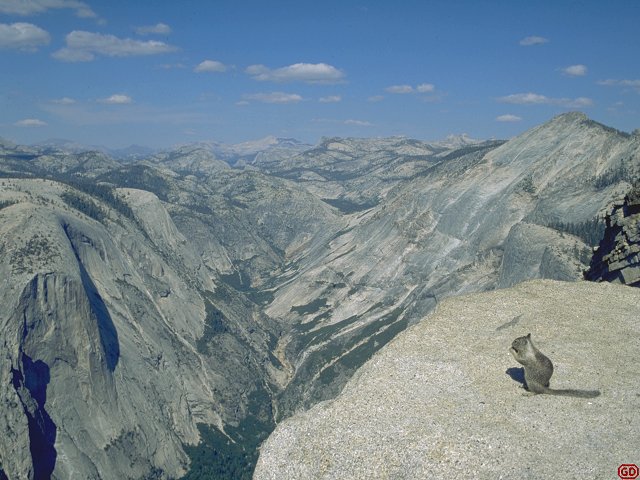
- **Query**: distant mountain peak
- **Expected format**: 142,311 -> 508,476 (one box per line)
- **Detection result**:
437,133 -> 479,148
542,112 -> 632,138
554,111 -> 589,122
0,137 -> 17,148
229,136 -> 305,155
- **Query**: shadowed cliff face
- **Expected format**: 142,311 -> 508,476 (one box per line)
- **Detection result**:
0,113 -> 638,479
63,223 -> 120,371
3,270 -> 120,479
11,354 -> 56,480
586,183 -> 640,286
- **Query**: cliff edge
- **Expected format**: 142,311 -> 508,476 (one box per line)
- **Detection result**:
254,280 -> 640,479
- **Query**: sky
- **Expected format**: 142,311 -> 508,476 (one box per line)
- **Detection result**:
0,0 -> 639,149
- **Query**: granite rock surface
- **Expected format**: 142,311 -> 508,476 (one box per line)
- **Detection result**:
254,280 -> 640,480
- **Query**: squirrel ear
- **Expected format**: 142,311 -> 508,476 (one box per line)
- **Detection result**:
526,333 -> 531,338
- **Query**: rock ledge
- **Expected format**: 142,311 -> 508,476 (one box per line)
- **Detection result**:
254,280 -> 640,480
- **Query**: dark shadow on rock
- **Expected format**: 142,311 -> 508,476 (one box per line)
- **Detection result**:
496,314 -> 523,331
77,257 -> 120,371
63,224 -> 120,371
506,367 -> 525,386
11,354 -> 57,479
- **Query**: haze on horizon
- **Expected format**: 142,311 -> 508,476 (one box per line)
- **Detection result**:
0,0 -> 639,149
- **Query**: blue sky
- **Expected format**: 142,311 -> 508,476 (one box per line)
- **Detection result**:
1,0 -> 639,148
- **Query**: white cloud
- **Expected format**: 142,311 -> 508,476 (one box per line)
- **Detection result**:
194,59 -> 227,73
519,35 -> 549,46
313,117 -> 374,127
416,83 -> 435,93
597,78 -> 640,92
243,92 -> 303,104
319,95 -> 341,103
0,0 -> 96,18
344,119 -> 373,126
386,83 -> 436,95
368,95 -> 384,102
567,97 -> 593,107
496,114 -> 522,122
52,47 -> 92,61
497,92 -> 593,108
135,23 -> 171,36
562,64 -> 587,77
15,118 -> 47,127
246,62 -> 345,84
498,92 -> 549,104
245,64 -> 268,76
386,84 -> 414,94
0,22 -> 50,50
52,96 -> 76,105
52,30 -> 177,62
607,101 -> 624,112
98,94 -> 132,105
42,101 -> 206,125
159,62 -> 186,69
598,78 -> 640,87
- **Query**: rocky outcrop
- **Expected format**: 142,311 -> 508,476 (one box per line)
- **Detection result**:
254,280 -> 640,480
585,184 -> 640,286
498,222 -> 591,288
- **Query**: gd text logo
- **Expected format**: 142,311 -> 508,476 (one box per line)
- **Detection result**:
619,464 -> 639,480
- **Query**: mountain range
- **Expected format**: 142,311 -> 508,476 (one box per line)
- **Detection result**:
0,112 -> 638,479
26,136 -> 312,166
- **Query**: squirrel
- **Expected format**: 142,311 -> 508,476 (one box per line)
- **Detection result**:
509,333 -> 600,398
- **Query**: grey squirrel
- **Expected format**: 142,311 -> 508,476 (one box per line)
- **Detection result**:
509,334 -> 600,398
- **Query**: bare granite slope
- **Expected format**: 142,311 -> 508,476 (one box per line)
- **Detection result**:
254,280 -> 640,480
